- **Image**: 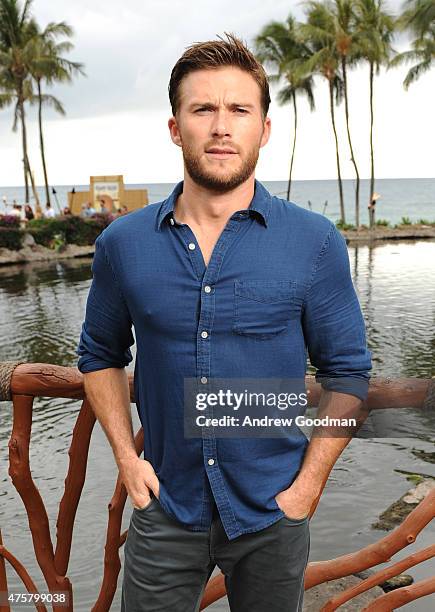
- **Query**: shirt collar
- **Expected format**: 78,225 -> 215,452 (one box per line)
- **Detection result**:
156,178 -> 272,231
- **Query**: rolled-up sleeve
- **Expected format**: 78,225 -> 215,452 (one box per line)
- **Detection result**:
302,222 -> 372,401
76,232 -> 134,373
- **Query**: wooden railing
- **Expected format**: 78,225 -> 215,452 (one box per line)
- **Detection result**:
0,361 -> 434,611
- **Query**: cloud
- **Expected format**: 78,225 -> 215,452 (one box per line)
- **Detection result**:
1,0 -> 431,185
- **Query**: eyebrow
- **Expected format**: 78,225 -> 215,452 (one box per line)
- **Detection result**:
188,102 -> 255,110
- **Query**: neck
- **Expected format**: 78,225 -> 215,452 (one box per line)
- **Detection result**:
174,172 -> 255,227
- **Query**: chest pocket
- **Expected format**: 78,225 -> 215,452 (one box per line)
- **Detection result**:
233,280 -> 296,339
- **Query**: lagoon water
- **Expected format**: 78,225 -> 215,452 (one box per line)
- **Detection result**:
0,215 -> 434,608
1,177 -> 434,226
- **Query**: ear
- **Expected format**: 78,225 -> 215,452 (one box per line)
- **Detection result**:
260,116 -> 271,148
168,116 -> 182,147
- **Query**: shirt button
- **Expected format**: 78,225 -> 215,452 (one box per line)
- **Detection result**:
169,217 -> 175,226
201,331 -> 209,339
200,376 -> 208,384
188,242 -> 196,250
204,285 -> 212,293
208,458 -> 215,466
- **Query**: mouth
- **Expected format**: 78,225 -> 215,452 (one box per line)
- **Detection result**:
205,148 -> 238,160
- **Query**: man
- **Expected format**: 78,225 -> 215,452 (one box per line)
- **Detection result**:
99,200 -> 110,215
368,192 -> 381,228
8,203 -> 21,218
76,33 -> 372,612
81,202 -> 96,218
44,202 -> 56,219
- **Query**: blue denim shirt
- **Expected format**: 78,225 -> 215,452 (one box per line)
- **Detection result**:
76,179 -> 372,540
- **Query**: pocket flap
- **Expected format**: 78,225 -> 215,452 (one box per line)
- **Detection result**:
234,280 -> 296,303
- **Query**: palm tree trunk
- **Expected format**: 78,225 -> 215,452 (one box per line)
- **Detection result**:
369,61 -> 375,217
286,92 -> 298,201
37,80 -> 51,207
19,98 -> 41,214
342,58 -> 360,227
329,80 -> 345,223
19,103 -> 29,203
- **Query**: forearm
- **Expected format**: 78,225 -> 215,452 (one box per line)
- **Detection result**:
83,367 -> 137,470
294,389 -> 369,494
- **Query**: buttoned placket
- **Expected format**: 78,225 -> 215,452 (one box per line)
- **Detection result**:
167,210 -> 253,538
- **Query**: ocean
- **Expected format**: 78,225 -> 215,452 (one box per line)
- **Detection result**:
0,177 -> 434,226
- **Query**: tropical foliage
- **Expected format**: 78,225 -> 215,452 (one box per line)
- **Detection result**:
0,0 -> 84,214
254,0 -> 433,227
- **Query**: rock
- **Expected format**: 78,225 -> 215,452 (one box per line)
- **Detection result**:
372,477 -> 435,530
402,479 -> 435,504
342,226 -> 435,243
0,243 -> 95,266
22,232 -> 36,246
353,569 -> 414,593
380,574 -> 414,592
303,575 -> 384,610
411,449 -> 435,464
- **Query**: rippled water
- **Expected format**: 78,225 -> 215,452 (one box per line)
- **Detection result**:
0,240 -> 434,611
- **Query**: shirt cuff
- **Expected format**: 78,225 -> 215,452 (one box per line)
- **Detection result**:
77,355 -> 128,373
316,375 -> 370,402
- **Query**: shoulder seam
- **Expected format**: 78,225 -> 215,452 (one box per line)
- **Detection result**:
97,233 -> 132,315
302,221 -> 336,310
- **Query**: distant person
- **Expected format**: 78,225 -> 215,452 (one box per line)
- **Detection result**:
44,202 -> 56,219
63,206 -> 72,216
2,195 -> 7,211
9,204 -> 21,218
81,202 -> 96,218
99,200 -> 110,216
17,204 -> 25,221
368,193 -> 380,228
24,204 -> 35,221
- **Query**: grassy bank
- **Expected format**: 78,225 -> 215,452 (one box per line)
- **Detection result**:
1,214 -> 435,266
0,213 -> 113,251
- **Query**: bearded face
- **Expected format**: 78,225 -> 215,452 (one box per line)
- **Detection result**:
169,66 -> 270,193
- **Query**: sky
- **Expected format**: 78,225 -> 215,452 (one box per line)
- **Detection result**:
0,0 -> 433,187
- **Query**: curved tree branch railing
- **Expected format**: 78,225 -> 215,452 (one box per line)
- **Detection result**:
0,361 -> 434,611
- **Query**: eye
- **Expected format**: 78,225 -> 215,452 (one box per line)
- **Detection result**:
195,107 -> 212,113
235,108 -> 248,113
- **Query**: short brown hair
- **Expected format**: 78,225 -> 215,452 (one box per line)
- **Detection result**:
168,32 -> 271,119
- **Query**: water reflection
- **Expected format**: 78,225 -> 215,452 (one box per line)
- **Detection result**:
350,240 -> 434,378
0,240 -> 434,611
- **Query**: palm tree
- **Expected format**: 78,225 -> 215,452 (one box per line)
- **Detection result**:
299,1 -> 346,223
399,0 -> 435,35
254,15 -> 315,200
331,0 -> 363,227
355,0 -> 395,218
390,0 -> 435,88
28,23 -> 85,207
0,0 -> 40,209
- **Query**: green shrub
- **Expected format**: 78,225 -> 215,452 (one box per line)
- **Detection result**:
417,218 -> 435,225
375,219 -> 390,227
27,219 -> 57,247
0,227 -> 23,250
27,214 -> 112,247
400,216 -> 412,225
335,219 -> 355,230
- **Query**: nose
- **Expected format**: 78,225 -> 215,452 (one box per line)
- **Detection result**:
211,108 -> 231,138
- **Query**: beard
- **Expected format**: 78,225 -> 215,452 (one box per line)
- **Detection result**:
181,141 -> 260,193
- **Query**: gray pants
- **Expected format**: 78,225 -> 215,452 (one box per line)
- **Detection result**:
121,494 -> 310,612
